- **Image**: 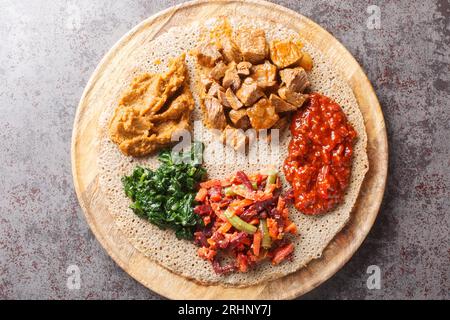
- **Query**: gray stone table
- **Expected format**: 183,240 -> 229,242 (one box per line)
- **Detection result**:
0,0 -> 448,299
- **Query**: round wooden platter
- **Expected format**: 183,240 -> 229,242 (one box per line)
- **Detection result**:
71,0 -> 388,300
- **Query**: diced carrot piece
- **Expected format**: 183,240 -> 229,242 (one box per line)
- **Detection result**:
207,238 -> 216,248
272,243 -> 294,265
229,199 -> 254,214
210,203 -> 221,213
284,222 -> 297,234
208,186 -> 223,202
218,201 -> 230,208
229,199 -> 253,208
220,179 -> 232,187
252,231 -> 262,256
241,199 -> 254,207
200,179 -> 221,189
195,188 -> 208,202
218,222 -> 232,234
210,193 -> 221,202
237,254 -> 248,272
267,218 -> 279,240
255,191 -> 273,201
277,196 -> 286,212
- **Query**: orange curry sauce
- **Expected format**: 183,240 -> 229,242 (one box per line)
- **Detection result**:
283,93 -> 357,215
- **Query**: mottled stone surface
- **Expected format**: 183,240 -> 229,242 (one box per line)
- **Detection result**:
0,0 -> 448,300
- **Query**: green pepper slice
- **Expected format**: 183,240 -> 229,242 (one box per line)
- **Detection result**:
224,210 -> 257,234
259,219 -> 272,249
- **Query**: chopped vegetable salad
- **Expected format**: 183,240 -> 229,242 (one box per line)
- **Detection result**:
194,169 -> 297,274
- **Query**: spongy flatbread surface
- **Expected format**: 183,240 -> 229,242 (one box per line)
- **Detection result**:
97,17 -> 368,287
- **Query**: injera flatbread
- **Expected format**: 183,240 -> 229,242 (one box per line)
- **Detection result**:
97,17 -> 368,287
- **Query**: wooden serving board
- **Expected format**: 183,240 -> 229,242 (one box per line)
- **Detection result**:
71,0 -> 388,299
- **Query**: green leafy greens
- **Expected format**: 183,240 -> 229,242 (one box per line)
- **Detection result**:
122,143 -> 206,240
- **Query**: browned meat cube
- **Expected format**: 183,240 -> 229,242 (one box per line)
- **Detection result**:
236,77 -> 264,106
209,61 -> 228,81
218,90 -> 231,108
195,42 -> 222,67
207,81 -> 224,98
204,96 -> 227,130
251,60 -> 277,88
222,64 -> 241,91
299,51 -> 313,71
235,27 -> 268,64
269,94 -> 297,113
269,40 -> 303,69
279,67 -> 310,93
199,73 -> 213,91
246,98 -> 279,129
278,87 -> 308,107
237,61 -> 252,76
221,125 -> 248,150
229,108 -> 250,129
225,88 -> 243,110
221,37 -> 242,63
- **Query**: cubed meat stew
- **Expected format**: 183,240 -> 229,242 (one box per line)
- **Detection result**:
194,19 -> 314,148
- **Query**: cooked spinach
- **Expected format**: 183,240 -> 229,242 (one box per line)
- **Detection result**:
122,143 -> 206,240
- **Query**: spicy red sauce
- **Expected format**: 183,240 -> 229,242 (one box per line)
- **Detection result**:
283,93 -> 357,215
